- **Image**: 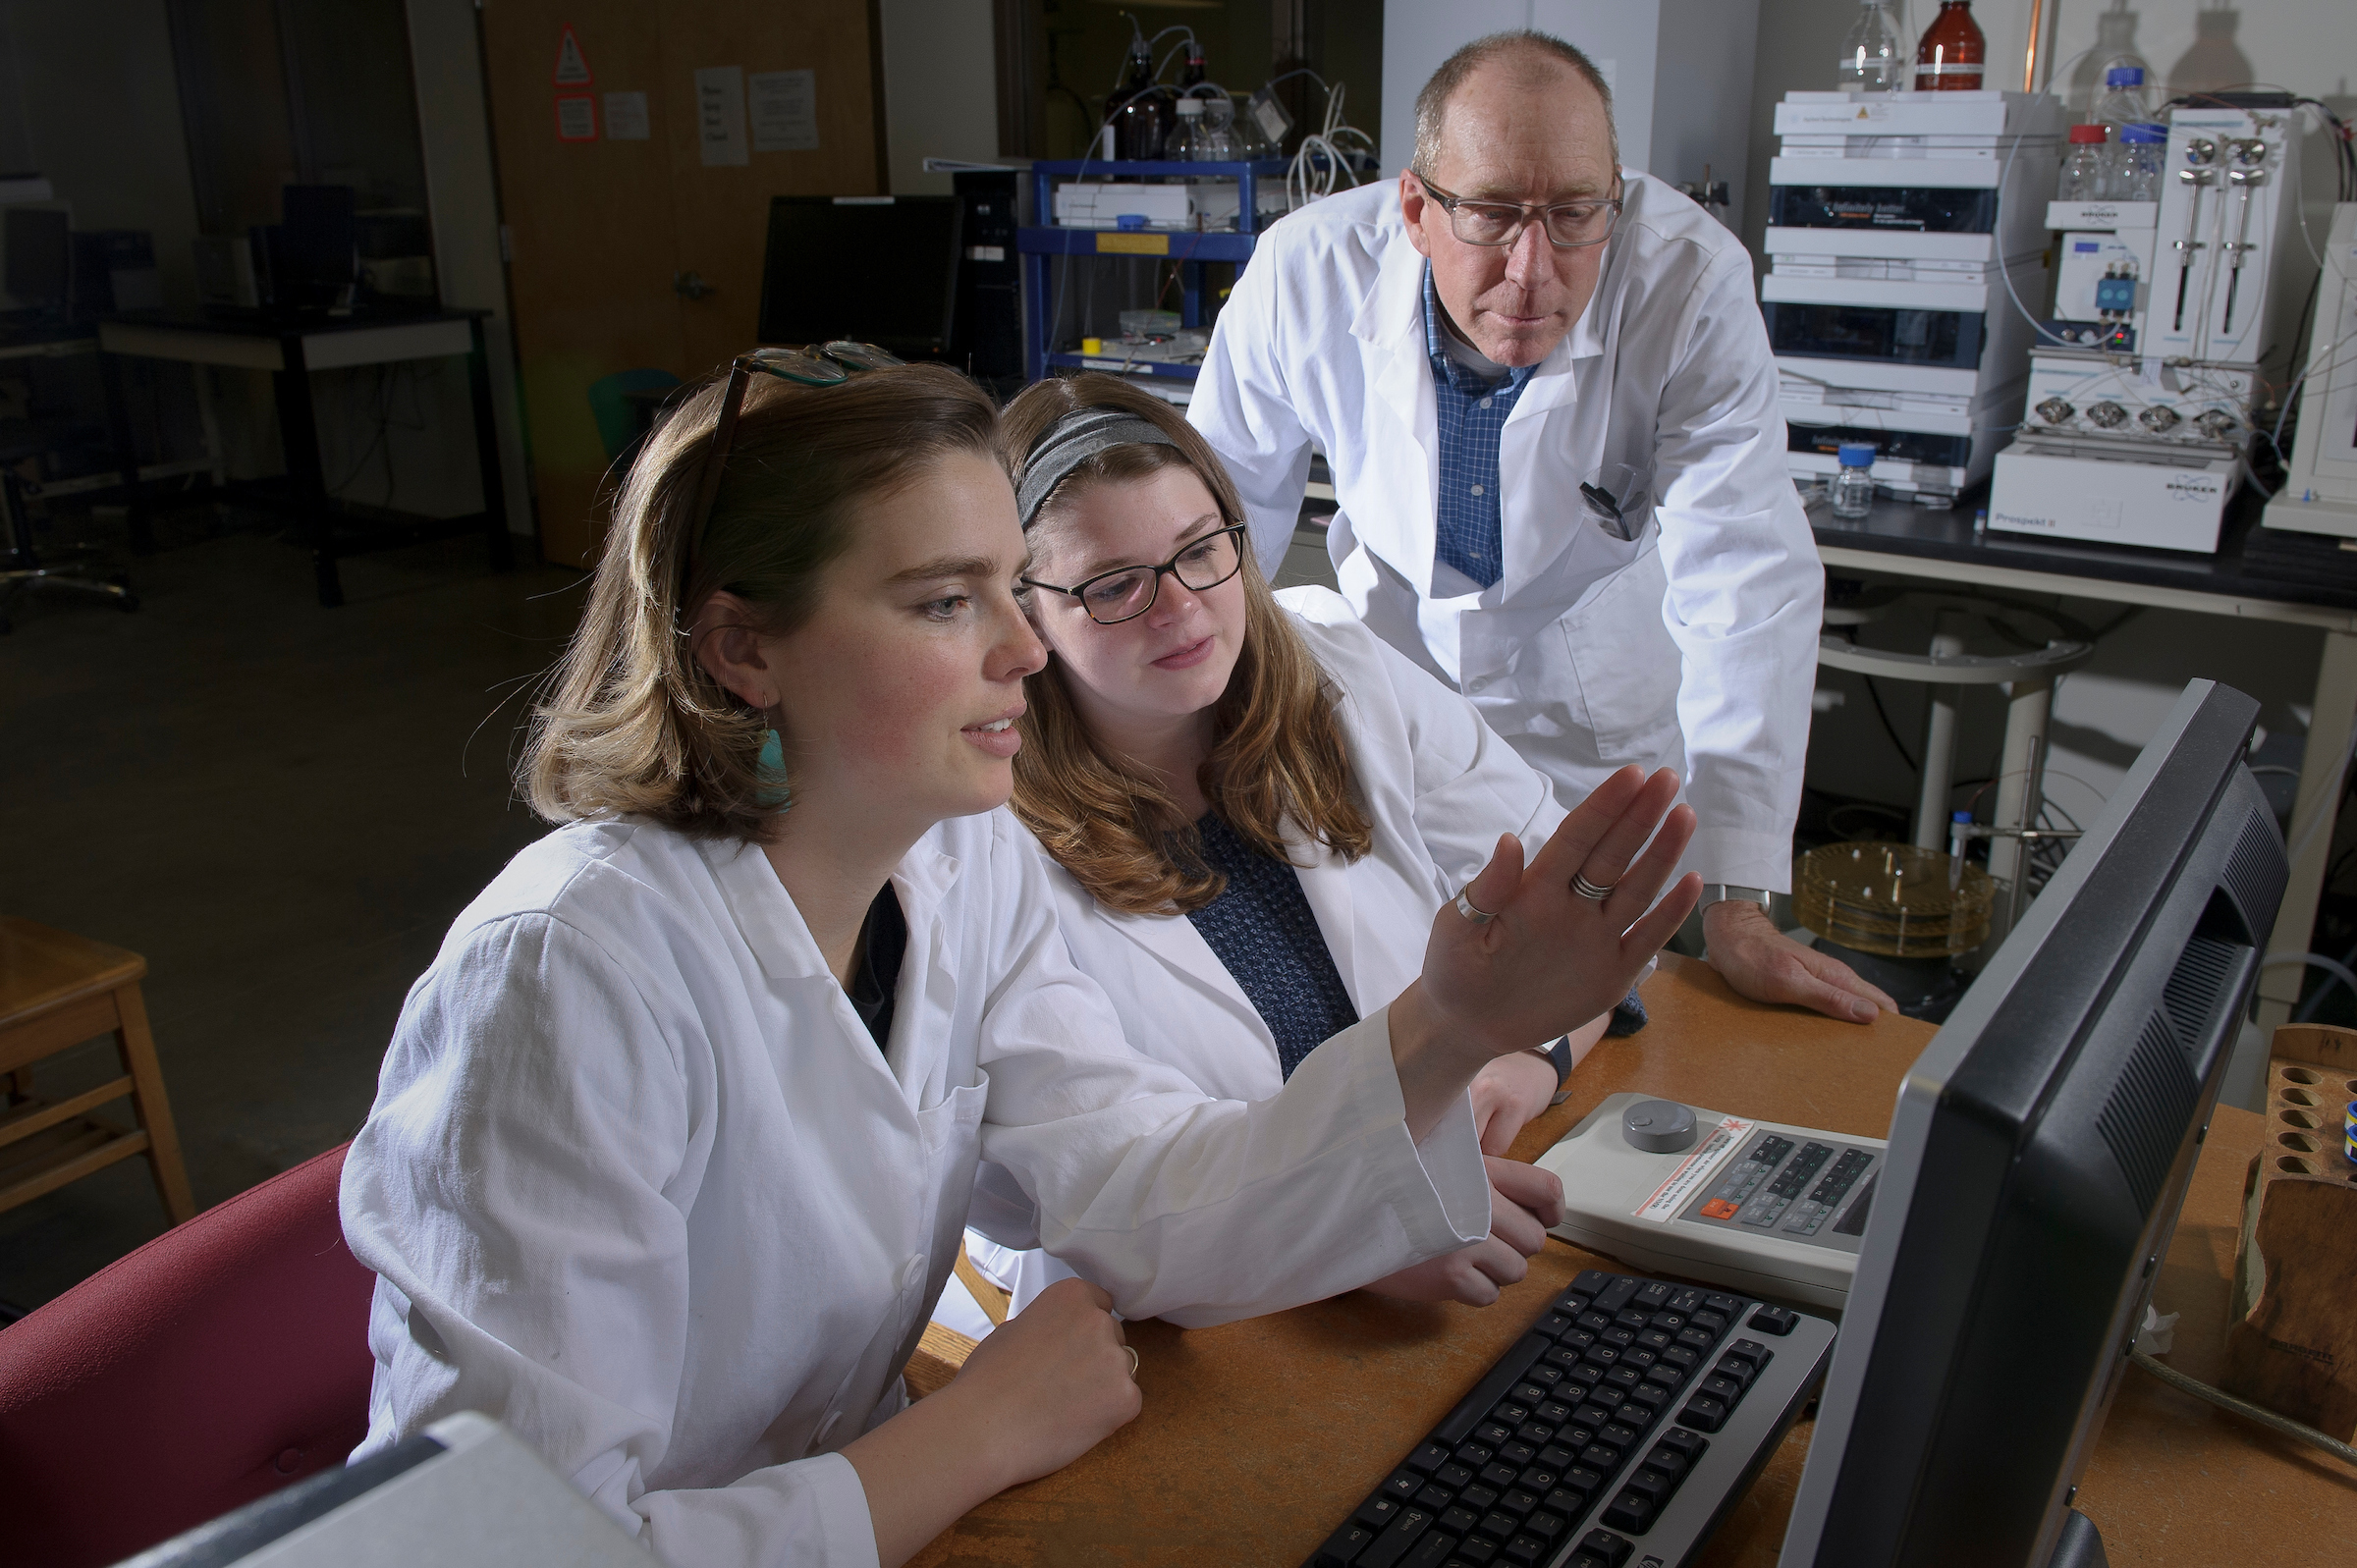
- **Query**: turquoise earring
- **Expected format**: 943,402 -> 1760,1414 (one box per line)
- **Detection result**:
754,718 -> 792,811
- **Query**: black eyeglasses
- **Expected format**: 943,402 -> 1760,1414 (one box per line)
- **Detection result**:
1019,523 -> 1248,625
681,342 -> 903,589
1411,172 -> 1622,249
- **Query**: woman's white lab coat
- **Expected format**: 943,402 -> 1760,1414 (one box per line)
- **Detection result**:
338,804 -> 1491,1568
983,589 -> 1568,1309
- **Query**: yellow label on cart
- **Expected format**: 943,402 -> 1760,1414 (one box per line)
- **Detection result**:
1096,233 -> 1170,255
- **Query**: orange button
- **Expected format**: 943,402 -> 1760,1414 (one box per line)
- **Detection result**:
1700,1199 -> 1740,1220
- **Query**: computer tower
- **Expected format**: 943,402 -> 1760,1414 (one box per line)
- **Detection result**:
951,169 -> 1023,392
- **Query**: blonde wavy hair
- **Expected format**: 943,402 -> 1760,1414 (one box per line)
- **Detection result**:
520,361 -> 1002,841
1004,373 -> 1372,914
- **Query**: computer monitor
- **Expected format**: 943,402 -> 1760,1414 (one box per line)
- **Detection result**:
3,205 -> 71,313
756,194 -> 962,358
1781,678 -> 2287,1567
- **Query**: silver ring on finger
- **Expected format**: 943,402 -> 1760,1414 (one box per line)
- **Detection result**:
1123,1345 -> 1139,1378
1572,871 -> 1617,902
1453,888 -> 1497,925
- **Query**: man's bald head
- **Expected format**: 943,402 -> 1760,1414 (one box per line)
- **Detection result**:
1412,30 -> 1619,178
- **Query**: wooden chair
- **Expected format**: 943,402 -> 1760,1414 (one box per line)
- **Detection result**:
904,1251 -> 1014,1399
0,917 -> 194,1226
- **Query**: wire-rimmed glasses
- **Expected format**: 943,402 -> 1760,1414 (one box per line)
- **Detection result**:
681,342 -> 903,589
1411,172 -> 1622,249
1019,523 -> 1248,625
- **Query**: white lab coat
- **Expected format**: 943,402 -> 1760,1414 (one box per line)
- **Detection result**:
983,591 -> 1569,1311
1189,175 -> 1824,892
339,809 -> 1490,1568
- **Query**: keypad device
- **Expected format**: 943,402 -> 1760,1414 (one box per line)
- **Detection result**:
1684,1129 -> 1879,1245
1307,1271 -> 1833,1568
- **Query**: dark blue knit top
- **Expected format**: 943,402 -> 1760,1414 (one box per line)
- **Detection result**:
1183,813 -> 1359,1079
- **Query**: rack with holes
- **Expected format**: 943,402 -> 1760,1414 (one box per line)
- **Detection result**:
1017,159 -> 1285,386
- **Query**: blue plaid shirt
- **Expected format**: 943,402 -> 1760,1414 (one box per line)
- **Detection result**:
1424,264 -> 1536,589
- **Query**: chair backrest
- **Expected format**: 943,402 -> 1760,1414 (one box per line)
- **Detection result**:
0,1143 -> 377,1568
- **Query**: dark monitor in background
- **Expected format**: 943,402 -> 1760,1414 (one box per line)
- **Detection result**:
3,206 -> 71,313
270,184 -> 357,310
757,195 -> 961,359
1781,678 -> 2287,1568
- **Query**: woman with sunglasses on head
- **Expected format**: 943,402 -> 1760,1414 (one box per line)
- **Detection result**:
973,374 -> 1647,1313
339,348 -> 1699,1568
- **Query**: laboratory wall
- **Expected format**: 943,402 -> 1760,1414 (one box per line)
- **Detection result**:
879,0 -> 1000,193
1748,0 -> 2357,836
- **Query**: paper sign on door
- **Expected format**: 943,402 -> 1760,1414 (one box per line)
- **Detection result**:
554,26 -> 592,87
694,66 -> 750,167
556,95 -> 596,142
604,91 -> 649,141
749,69 -> 819,152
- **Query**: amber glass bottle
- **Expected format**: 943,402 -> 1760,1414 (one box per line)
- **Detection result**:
1914,0 -> 1986,91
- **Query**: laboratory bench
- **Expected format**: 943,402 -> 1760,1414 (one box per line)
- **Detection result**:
909,954 -> 2347,1568
1812,485 -> 2357,1034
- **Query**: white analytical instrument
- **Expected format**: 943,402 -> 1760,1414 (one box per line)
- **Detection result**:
2261,202 -> 2357,540
1992,98 -> 2310,553
1764,89 -> 2061,503
1536,1092 -> 1888,1311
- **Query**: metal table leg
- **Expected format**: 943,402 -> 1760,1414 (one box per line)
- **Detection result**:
271,334 -> 339,608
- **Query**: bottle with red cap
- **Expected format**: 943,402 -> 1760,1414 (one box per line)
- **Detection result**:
1914,1 -> 1985,91
2058,124 -> 2111,200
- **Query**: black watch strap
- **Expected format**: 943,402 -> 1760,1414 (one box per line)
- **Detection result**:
1544,1035 -> 1573,1089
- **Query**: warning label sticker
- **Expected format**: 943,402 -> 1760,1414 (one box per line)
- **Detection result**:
555,26 -> 593,88
1633,1117 -> 1753,1223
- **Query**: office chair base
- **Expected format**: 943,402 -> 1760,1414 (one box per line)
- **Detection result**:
0,567 -> 139,630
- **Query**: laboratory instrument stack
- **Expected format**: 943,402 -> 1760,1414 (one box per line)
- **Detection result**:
1990,97 -> 2307,552
1764,88 -> 2062,504
2259,202 -> 2357,540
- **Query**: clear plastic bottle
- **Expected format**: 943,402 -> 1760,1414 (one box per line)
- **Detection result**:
2091,65 -> 2151,140
1169,96 -> 1205,160
1836,1 -> 1907,92
1194,97 -> 1238,162
1831,444 -> 1879,518
2114,122 -> 2166,202
2059,123 -> 2110,201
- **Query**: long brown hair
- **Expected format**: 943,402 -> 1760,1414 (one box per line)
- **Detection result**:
521,362 -> 1002,841
1004,373 -> 1372,914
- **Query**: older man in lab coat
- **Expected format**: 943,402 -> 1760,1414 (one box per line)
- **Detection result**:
1191,30 -> 1892,1024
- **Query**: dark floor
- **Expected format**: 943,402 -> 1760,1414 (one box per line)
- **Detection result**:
1,505 -> 584,1315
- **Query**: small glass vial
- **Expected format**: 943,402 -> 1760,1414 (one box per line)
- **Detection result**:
1831,444 -> 1878,518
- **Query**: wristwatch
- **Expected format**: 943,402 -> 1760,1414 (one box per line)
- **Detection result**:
1698,884 -> 1774,913
1529,1036 -> 1575,1107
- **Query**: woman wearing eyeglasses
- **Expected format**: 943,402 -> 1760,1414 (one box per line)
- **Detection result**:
338,351 -> 1700,1568
973,373 -> 1644,1315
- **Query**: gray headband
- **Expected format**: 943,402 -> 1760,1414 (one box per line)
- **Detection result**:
1014,408 -> 1180,528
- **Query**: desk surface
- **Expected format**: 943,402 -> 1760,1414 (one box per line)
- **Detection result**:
1815,484 -> 2357,620
912,954 -> 2355,1568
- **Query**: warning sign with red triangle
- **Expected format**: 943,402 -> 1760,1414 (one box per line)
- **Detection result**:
554,26 -> 593,88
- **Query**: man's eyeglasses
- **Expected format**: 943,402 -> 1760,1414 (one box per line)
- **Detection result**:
1411,172 -> 1622,250
682,342 -> 903,589
1019,523 -> 1248,625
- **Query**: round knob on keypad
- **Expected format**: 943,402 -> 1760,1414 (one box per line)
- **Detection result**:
1622,1099 -> 1699,1154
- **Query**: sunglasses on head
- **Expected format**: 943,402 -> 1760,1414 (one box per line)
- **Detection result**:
680,342 -> 904,590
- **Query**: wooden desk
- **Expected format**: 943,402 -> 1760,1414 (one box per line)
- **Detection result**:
912,954 -> 2356,1568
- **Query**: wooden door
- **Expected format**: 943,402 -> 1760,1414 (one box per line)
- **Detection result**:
480,1 -> 687,568
652,3 -> 887,377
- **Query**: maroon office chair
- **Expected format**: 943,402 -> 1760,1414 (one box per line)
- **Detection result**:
0,1143 -> 378,1568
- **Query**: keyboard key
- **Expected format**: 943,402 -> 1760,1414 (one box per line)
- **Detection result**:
1600,1489 -> 1655,1534
1624,1468 -> 1672,1505
1603,1420 -> 1643,1447
1480,1463 -> 1520,1490
1703,1293 -> 1743,1317
1569,1270 -> 1616,1296
1499,1487 -> 1539,1518
1726,1338 -> 1773,1372
1620,1347 -> 1657,1373
1635,1327 -> 1674,1354
1544,1486 -> 1591,1518
1524,1509 -> 1567,1543
1576,1310 -> 1612,1333
1572,1401 -> 1616,1429
1409,1442 -> 1454,1475
1509,1381 -> 1547,1406
1384,1470 -> 1423,1500
1592,1275 -> 1641,1315
1661,1345 -> 1699,1373
1359,1508 -> 1436,1568
1475,1422 -> 1515,1447
1656,1429 -> 1707,1461
1458,1484 -> 1498,1512
1580,1442 -> 1621,1471
1454,1538 -> 1498,1566
1498,1440 -> 1539,1469
1453,1442 -> 1494,1469
1494,1403 -> 1530,1427
1357,1496 -> 1405,1531
1674,1327 -> 1716,1352
1633,1280 -> 1672,1310
1403,1534 -> 1457,1568
1534,1313 -> 1574,1340
1576,1528 -> 1634,1567
1477,1512 -> 1518,1541
1437,1462 -> 1475,1491
1603,1365 -> 1643,1394
1680,1394 -> 1728,1433
1686,1309 -> 1728,1337
1613,1308 -> 1650,1330
1701,1374 -> 1744,1405
1537,1443 -> 1576,1470
1642,1448 -> 1688,1485
1537,1400 -> 1575,1427
1441,1506 -> 1480,1538
1314,1522 -> 1376,1565
1527,1361 -> 1566,1386
1642,1362 -> 1686,1392
1562,1464 -> 1605,1495
1502,1533 -> 1549,1565
1515,1467 -> 1558,1497
1669,1287 -> 1706,1314
1601,1326 -> 1637,1349
1416,1485 -> 1454,1511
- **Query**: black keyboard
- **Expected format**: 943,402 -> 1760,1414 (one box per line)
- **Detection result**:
1306,1269 -> 1836,1568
